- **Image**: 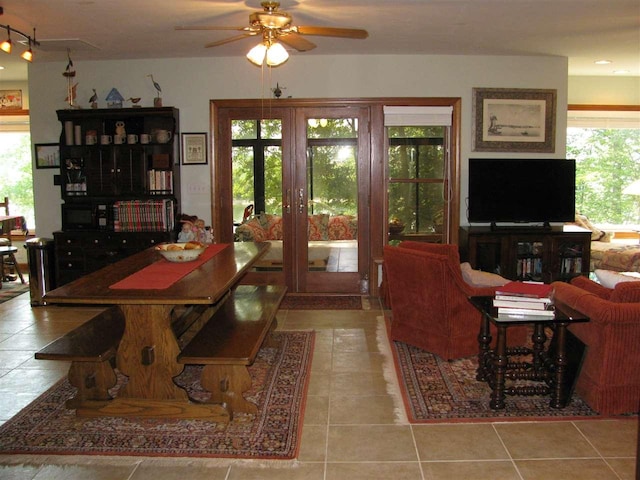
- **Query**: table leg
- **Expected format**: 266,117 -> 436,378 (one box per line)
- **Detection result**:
476,315 -> 492,381
490,324 -> 508,409
532,322 -> 547,372
550,322 -> 569,409
74,304 -> 230,421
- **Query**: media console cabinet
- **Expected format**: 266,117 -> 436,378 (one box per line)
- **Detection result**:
459,225 -> 591,283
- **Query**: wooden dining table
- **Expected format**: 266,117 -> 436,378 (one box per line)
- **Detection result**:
43,241 -> 270,421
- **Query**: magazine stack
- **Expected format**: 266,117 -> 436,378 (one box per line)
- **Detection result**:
493,281 -> 555,320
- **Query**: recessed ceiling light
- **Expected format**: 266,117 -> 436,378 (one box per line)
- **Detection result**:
613,70 -> 630,74
0,66 -> 4,70
595,60 -> 612,65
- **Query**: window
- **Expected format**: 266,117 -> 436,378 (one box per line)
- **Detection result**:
384,106 -> 453,243
0,112 -> 35,231
567,107 -> 640,229
231,119 -> 282,223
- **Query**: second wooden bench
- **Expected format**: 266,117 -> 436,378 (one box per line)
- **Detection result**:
178,284 -> 287,418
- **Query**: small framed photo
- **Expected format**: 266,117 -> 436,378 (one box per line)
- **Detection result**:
181,132 -> 208,165
0,89 -> 22,110
472,88 -> 557,153
34,143 -> 60,169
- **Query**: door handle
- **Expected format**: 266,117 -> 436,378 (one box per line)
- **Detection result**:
298,188 -> 305,214
284,189 -> 291,214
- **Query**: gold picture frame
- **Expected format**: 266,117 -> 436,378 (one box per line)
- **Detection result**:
472,88 -> 557,153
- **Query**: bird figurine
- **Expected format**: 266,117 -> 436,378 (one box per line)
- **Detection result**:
62,50 -> 75,78
89,89 -> 98,109
128,97 -> 141,108
147,74 -> 162,107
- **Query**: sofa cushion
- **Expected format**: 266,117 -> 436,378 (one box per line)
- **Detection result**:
595,269 -> 640,288
264,214 -> 283,240
460,262 -> 510,287
308,214 -> 329,240
235,217 -> 267,242
328,215 -> 357,240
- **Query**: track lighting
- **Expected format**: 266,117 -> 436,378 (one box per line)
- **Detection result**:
0,19 -> 39,61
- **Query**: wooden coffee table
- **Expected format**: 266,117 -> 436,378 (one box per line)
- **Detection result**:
469,296 -> 589,410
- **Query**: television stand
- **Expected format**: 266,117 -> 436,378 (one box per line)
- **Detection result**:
459,225 -> 591,283
489,222 -> 552,233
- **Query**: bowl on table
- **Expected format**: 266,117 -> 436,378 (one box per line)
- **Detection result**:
155,242 -> 206,262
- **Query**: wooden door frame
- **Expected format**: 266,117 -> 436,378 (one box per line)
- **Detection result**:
210,97 -> 461,294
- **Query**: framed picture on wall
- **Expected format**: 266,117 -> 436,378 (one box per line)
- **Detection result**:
34,143 -> 60,169
0,89 -> 22,110
181,132 -> 208,165
472,88 -> 557,153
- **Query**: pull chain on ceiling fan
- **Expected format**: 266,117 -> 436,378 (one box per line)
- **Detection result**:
176,1 -> 368,66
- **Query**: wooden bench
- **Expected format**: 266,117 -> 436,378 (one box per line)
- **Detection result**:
35,306 -> 125,408
178,284 -> 287,418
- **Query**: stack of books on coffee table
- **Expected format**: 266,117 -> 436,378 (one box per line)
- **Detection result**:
493,281 -> 554,319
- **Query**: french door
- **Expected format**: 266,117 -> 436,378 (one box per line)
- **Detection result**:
213,101 -> 370,294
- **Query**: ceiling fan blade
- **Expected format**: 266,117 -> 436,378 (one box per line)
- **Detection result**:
296,26 -> 368,39
279,33 -> 316,52
175,25 -> 248,31
204,33 -> 256,48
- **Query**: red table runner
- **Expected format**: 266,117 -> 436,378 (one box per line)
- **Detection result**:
109,244 -> 229,290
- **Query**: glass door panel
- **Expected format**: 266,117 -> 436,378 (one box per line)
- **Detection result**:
231,119 -> 284,272
295,108 -> 369,293
306,118 -> 358,274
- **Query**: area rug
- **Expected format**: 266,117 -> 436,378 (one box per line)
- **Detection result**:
0,281 -> 29,304
0,331 -> 314,459
279,294 -> 363,310
391,338 -> 600,423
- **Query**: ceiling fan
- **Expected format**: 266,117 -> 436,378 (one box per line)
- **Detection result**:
175,1 -> 368,53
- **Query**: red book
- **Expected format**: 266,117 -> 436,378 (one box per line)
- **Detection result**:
495,281 -> 552,299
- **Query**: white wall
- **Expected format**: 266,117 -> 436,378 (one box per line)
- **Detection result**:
27,54 -> 569,237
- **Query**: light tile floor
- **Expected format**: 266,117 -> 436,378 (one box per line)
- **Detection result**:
0,289 -> 637,479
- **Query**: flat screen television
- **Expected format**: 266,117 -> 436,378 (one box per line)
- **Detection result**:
468,158 -> 576,227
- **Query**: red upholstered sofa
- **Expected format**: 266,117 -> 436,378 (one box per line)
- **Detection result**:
551,276 -> 640,415
383,241 -> 527,360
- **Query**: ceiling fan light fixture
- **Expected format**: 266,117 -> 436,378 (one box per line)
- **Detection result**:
247,42 -> 267,65
265,42 -> 288,66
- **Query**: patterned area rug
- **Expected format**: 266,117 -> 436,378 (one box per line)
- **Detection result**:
0,331 -> 314,459
391,339 -> 599,422
0,281 -> 29,304
279,295 -> 363,310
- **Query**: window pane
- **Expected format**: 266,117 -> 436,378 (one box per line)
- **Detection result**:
264,145 -> 283,214
231,120 -> 257,140
232,146 -> 255,223
307,145 -> 357,215
0,131 -> 35,230
388,143 -> 444,179
388,182 -> 444,233
260,119 -> 282,139
568,127 -> 640,225
307,118 -> 357,139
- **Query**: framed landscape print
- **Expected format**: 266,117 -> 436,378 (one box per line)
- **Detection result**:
472,88 -> 557,153
34,143 -> 60,169
181,132 -> 208,165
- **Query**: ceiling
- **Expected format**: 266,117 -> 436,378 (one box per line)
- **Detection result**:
0,0 -> 638,82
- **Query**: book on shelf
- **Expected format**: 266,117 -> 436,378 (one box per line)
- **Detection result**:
495,281 -> 553,299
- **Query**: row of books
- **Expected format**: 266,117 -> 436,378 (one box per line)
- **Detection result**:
148,170 -> 173,194
113,199 -> 175,232
493,281 -> 555,319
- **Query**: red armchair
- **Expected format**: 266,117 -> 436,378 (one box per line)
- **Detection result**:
383,241 -> 525,360
551,276 -> 640,415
